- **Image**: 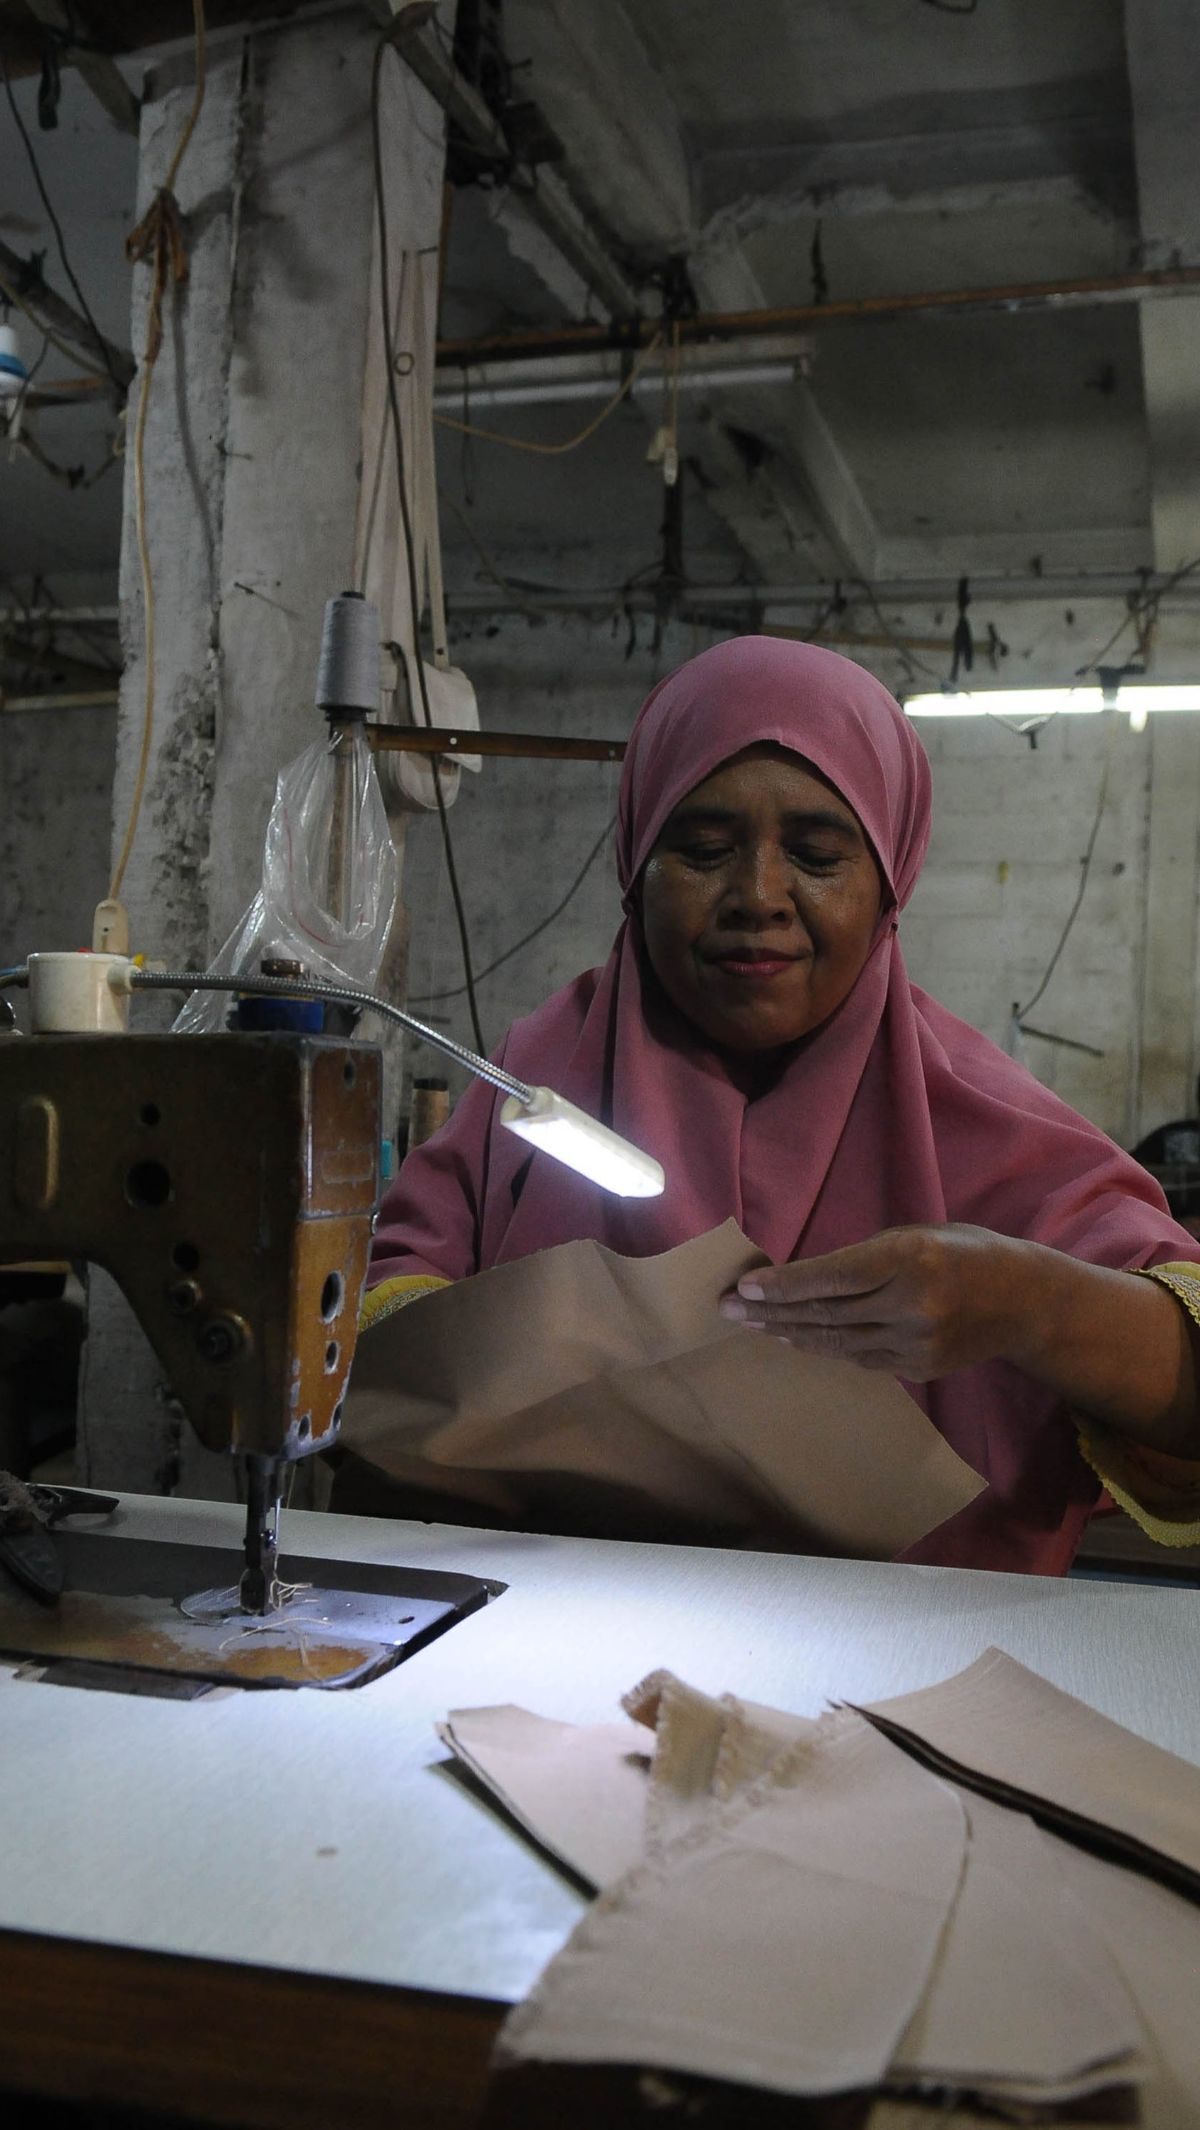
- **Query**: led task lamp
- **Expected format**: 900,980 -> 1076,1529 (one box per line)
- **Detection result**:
904,684 -> 1200,735
7,957 -> 666,1202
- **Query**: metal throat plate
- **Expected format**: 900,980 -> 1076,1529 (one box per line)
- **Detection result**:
0,1531 -> 500,1693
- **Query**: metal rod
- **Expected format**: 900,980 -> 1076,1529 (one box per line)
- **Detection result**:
239,1455 -> 284,1615
437,574 -> 1200,613
1,691 -> 119,714
367,725 -> 625,762
128,969 -> 535,1102
437,265 -> 1200,368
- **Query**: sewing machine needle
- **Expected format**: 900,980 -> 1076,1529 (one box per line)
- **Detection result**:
240,1456 -> 284,1614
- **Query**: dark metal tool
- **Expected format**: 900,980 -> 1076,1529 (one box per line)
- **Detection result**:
0,1473 -> 118,1606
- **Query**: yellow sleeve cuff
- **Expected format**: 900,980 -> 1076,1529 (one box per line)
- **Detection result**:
359,1273 -> 451,1333
1077,1262 -> 1200,1547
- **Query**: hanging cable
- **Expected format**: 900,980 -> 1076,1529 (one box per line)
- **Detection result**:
109,0 -> 206,904
0,53 -> 123,392
411,813 -> 617,1003
372,31 -> 486,1054
1016,733 -> 1114,1023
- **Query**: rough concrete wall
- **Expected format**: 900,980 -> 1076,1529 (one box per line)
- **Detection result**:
0,705 -> 118,999
401,603 -> 1200,1149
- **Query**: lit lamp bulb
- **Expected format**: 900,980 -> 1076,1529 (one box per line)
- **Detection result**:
500,1088 -> 665,1196
1128,699 -> 1149,735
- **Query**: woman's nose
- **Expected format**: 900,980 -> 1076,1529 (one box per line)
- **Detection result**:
726,843 -> 793,919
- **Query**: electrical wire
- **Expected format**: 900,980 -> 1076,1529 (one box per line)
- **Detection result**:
109,0 -> 206,903
0,52 -> 123,391
1015,736 -> 1113,1023
410,813 -> 617,1003
438,484 -> 547,620
434,333 -> 663,455
373,30 -> 486,1054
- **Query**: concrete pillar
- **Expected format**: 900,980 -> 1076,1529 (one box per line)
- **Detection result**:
79,9 -> 446,1494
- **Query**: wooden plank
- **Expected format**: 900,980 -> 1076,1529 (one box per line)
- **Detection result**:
0,1925 -> 505,2129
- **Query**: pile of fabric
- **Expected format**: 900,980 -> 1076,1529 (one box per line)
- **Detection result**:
440,1648 -> 1200,2124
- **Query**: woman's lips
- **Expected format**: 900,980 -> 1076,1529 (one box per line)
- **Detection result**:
710,951 -> 806,981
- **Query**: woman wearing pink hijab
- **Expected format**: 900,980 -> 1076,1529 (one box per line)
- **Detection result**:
368,636 -> 1200,1573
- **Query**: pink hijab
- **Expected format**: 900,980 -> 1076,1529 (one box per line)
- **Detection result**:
373,636 -> 1199,1572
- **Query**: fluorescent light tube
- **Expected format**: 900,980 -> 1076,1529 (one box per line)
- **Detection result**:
904,684 -> 1200,720
500,1087 -> 665,1197
904,688 -> 1104,717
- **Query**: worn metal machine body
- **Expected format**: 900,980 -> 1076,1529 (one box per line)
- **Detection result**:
0,1029 -> 378,1598
0,1019 -> 498,1687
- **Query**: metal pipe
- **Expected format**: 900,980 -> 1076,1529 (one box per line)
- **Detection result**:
437,264 -> 1200,369
437,574 -> 1200,614
368,725 -> 624,763
1,690 -> 119,713
433,360 -> 801,413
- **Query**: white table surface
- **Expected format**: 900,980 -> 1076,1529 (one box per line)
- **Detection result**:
1,1494 -> 1198,2008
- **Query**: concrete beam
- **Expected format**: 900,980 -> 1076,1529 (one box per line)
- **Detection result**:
497,0 -> 876,582
696,106 -> 1135,242
384,1 -> 642,321
691,239 -> 878,581
503,0 -> 693,258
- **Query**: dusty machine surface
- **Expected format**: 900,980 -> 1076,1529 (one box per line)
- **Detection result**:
0,1030 -> 495,1689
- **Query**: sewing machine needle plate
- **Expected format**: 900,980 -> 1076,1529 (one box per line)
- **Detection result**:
0,1532 -> 499,1692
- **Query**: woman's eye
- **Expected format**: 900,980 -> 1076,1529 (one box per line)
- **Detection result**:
678,842 -> 732,866
789,844 -> 842,871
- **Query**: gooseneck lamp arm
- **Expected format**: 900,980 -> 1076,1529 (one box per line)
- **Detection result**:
0,963 -> 666,1202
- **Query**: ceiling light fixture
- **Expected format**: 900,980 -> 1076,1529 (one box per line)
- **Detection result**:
903,685 -> 1200,728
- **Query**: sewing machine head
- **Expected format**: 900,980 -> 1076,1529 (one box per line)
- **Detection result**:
0,1029 -> 381,1609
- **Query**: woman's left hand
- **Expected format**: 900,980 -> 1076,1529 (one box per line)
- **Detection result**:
719,1223 -> 1031,1380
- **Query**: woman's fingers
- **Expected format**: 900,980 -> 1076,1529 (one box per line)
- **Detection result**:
735,1234 -> 900,1305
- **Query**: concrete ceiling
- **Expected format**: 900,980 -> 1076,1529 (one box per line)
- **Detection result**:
2,0 -> 1198,613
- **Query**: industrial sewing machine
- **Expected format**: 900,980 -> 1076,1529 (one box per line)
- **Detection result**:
0,998 -> 496,1691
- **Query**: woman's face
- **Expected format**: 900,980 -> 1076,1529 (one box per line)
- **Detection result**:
640,745 -> 885,1055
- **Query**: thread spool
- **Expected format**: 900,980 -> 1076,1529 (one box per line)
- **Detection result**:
315,591 -> 381,719
409,1077 -> 450,1149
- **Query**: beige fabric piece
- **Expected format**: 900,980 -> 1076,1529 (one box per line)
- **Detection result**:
436,1706 -> 650,1890
622,1669 -> 817,1855
891,1792 -> 1144,2104
857,1645 -> 1200,1900
347,1223 -> 984,1556
1049,1836 -> 1200,2128
499,1715 -> 968,2098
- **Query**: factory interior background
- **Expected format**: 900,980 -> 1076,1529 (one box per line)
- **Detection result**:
3,0 -> 1200,1516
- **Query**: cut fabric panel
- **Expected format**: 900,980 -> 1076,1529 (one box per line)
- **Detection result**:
498,1715 -> 967,2100
856,1646 -> 1200,1903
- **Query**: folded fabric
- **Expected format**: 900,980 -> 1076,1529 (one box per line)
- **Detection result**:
855,1645 -> 1200,1903
498,1713 -> 968,2099
439,1651 -> 1193,2116
346,1222 -> 984,1556
889,1792 -> 1143,2106
435,1705 -> 650,1890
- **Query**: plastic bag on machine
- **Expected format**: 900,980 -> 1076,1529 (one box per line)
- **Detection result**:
173,727 -> 397,1033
